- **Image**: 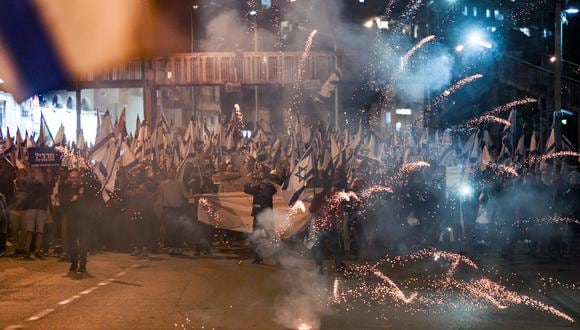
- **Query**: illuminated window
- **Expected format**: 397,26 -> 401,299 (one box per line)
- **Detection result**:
395,108 -> 412,115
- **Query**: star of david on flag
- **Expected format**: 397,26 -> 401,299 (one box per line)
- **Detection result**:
282,146 -> 313,206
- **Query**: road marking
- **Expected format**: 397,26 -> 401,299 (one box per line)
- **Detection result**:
114,271 -> 127,277
26,308 -> 54,321
23,260 -> 150,324
80,286 -> 99,295
57,295 -> 81,305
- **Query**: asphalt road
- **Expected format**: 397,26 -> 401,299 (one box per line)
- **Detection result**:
1,248 -> 579,330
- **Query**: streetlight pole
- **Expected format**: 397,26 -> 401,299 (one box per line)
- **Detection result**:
333,37 -> 339,130
252,11 -> 259,129
555,1 -> 562,152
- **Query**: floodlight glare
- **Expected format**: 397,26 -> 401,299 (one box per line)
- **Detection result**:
459,184 -> 472,197
364,19 -> 374,29
564,7 -> 579,14
455,45 -> 464,52
467,31 -> 483,46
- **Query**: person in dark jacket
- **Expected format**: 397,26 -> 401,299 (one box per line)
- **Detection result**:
309,179 -> 345,274
243,167 -> 277,264
60,169 -> 88,273
23,168 -> 51,259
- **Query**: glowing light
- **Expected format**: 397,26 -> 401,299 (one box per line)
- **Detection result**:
459,184 -> 472,197
455,45 -> 464,52
564,7 -> 579,14
298,323 -> 312,330
550,56 -> 557,63
364,19 -> 374,29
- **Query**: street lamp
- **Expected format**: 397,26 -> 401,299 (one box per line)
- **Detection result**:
363,19 -> 374,29
554,4 -> 577,151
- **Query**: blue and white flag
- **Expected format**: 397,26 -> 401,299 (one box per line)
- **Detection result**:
282,147 -> 313,206
0,0 -> 184,100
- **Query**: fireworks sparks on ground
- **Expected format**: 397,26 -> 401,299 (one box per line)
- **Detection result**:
486,97 -> 537,116
467,115 -> 512,128
333,249 -> 574,324
402,35 -> 435,66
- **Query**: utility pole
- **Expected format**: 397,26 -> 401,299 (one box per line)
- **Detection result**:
554,1 -> 562,151
253,13 -> 259,129
334,37 -> 339,130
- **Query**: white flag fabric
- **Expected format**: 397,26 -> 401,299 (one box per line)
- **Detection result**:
282,147 -> 313,205
197,191 -> 313,238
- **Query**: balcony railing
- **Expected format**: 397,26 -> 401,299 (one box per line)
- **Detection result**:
80,51 -> 340,86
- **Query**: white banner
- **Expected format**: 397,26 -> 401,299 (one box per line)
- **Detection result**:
197,190 -> 314,239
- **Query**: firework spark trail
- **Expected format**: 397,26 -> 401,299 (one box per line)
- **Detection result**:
486,97 -> 537,116
199,197 -> 223,228
462,278 -> 575,323
373,270 -> 418,304
358,185 -> 394,199
467,115 -> 512,128
332,277 -> 343,304
397,0 -> 424,29
495,164 -> 519,177
430,74 -> 484,110
275,201 -> 308,238
232,104 -> 245,136
522,216 -> 580,226
403,35 -> 436,65
383,0 -> 399,18
389,161 -> 431,184
529,151 -> 580,164
288,30 -> 317,124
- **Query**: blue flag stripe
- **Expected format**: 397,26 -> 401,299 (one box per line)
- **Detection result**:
0,0 -> 70,97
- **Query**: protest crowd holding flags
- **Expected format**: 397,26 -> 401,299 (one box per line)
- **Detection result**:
0,97 -> 579,265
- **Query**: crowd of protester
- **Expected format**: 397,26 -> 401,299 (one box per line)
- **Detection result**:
0,155 -> 578,274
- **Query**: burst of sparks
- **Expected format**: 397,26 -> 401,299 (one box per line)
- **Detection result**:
431,74 -> 484,109
402,35 -> 436,65
486,97 -> 537,116
529,151 -> 580,164
521,216 -> 580,226
390,161 -> 431,184
467,115 -> 512,128
335,249 -> 574,323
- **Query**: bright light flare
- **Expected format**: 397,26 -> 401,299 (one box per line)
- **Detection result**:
364,19 -> 374,29
459,183 -> 472,197
297,323 -> 312,330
